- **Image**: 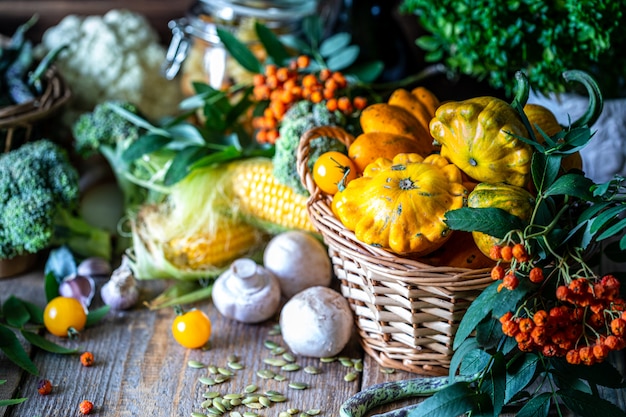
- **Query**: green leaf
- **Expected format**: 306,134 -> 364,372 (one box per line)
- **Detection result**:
319,32 -> 352,58
590,205 -> 626,234
346,60 -> 384,83
19,299 -> 43,325
122,133 -> 171,162
406,382 -> 485,417
551,358 -> 626,389
445,207 -> 525,239
453,282 -> 499,349
21,330 -> 77,354
3,296 -> 30,328
532,152 -> 561,194
302,15 -> 322,50
505,354 -> 539,403
559,388 -> 626,417
0,325 -> 38,375
492,277 -> 533,318
217,27 -> 263,73
0,397 -> 28,406
482,352 -> 506,416
44,271 -> 60,303
515,392 -> 551,417
86,305 -> 110,327
165,123 -> 207,146
44,246 -> 76,284
449,338 -> 480,381
543,173 -> 595,200
596,215 -> 626,242
415,35 -> 440,51
189,145 -> 244,171
459,348 -> 491,376
255,21 -> 290,65
163,146 -> 208,186
326,45 -> 360,72
475,316 -> 503,349
110,103 -> 165,133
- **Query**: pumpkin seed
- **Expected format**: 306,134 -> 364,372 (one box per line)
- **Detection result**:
264,340 -> 279,349
245,402 -> 264,410
206,407 -> 222,416
242,396 -> 259,404
244,384 -> 258,394
199,377 -> 216,386
306,410 -> 321,416
227,354 -> 238,362
339,358 -> 354,367
214,375 -> 230,383
271,346 -> 286,355
273,374 -> 287,381
287,408 -> 300,414
282,352 -> 295,362
201,400 -> 213,408
344,371 -> 358,382
228,362 -> 244,370
281,363 -> 301,372
188,360 -> 207,369
303,366 -> 321,375
258,396 -> 272,407
256,369 -> 275,379
264,357 -> 287,367
354,361 -> 364,372
381,368 -> 395,374
191,412 -> 208,417
213,399 -> 226,413
230,412 -> 243,417
229,398 -> 242,407
265,390 -> 282,396
218,367 -> 234,376
208,365 -> 218,374
288,382 -> 308,390
204,391 -> 221,399
224,393 -> 244,400
242,413 -> 259,417
320,357 -> 336,363
279,412 -> 291,417
299,413 -> 308,417
268,394 -> 287,402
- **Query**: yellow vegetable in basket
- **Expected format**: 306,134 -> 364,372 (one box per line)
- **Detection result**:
332,153 -> 467,256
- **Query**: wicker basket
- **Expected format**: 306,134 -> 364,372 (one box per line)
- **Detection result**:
296,126 -> 493,376
0,63 -> 71,153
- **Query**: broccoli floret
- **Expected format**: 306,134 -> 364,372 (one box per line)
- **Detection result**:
0,140 -> 111,260
273,101 -> 348,196
72,101 -> 149,209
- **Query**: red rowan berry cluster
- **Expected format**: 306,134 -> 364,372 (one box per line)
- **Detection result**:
499,274 -> 626,365
251,55 -> 367,144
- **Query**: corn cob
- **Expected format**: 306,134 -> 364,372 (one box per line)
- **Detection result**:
227,157 -> 315,233
166,221 -> 264,270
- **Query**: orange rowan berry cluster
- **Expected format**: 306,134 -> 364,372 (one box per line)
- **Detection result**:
499,274 -> 626,366
251,55 -> 367,144
490,243 -> 541,292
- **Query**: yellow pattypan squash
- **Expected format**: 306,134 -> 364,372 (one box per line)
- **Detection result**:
331,153 -> 467,256
429,96 -> 532,187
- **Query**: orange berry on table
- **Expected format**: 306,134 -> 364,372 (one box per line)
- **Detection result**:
80,351 -> 94,367
37,379 -> 52,395
500,245 -> 513,262
528,267 -> 544,283
511,243 -> 529,262
491,265 -> 505,280
79,400 -> 94,415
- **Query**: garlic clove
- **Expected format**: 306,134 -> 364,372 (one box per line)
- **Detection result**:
77,257 -> 112,277
100,256 -> 139,310
59,274 -> 96,308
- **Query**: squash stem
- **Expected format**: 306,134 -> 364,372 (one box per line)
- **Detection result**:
510,71 -> 530,109
563,70 -> 604,129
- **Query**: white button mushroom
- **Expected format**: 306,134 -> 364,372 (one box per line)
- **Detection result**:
263,231 -> 332,299
279,286 -> 354,358
212,258 -> 281,324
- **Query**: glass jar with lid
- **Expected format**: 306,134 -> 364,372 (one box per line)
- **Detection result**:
162,0 -> 340,96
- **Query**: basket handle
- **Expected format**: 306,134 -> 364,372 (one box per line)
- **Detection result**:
296,126 -> 355,197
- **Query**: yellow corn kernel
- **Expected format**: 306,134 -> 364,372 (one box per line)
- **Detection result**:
228,158 -> 315,232
166,222 -> 263,270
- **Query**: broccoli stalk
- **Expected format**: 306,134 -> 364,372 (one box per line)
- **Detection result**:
272,101 -> 351,196
0,140 -> 111,260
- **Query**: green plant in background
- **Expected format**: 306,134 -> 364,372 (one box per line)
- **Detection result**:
400,0 -> 626,98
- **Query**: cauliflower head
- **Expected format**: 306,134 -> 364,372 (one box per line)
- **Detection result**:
39,9 -> 183,121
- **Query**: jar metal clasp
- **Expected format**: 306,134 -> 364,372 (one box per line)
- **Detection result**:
161,18 -> 192,80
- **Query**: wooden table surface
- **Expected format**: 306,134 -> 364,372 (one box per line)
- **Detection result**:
3,268 -> 626,417
0,268 -> 428,417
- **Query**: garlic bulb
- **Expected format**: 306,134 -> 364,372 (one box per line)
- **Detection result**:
100,256 -> 139,310
212,258 -> 281,324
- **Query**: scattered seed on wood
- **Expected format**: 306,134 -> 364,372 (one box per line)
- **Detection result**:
271,346 -> 286,355
229,398 -> 242,407
279,412 -> 291,417
191,412 -> 208,417
380,368 -> 396,374
265,390 -> 282,396
204,391 -> 220,399
208,366 -> 219,374
354,361 -> 364,372
244,384 -> 258,394
206,407 -> 223,416
256,369 -> 275,379
339,358 -> 354,368
199,377 -> 217,386
230,412 -> 243,417
282,352 -> 295,362
299,413 -> 308,417
224,393 -> 244,400
303,366 -> 321,375
228,362 -> 244,370
281,363 -> 301,372
227,354 -> 239,362
306,409 -> 321,416
245,402 -> 264,410
258,396 -> 272,407
242,412 -> 259,417
201,400 -> 213,408
212,399 -> 226,413
264,340 -> 279,349
287,408 -> 300,415
268,394 -> 287,403
188,360 -> 206,369
214,375 -> 230,384
344,372 -> 358,382
264,357 -> 287,367
320,357 -> 336,363
288,382 -> 308,390
217,367 -> 234,376
273,374 -> 287,381
268,324 -> 281,336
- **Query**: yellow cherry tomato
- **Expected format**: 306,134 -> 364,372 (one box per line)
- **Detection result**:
313,151 -> 358,195
172,309 -> 212,349
43,296 -> 88,337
